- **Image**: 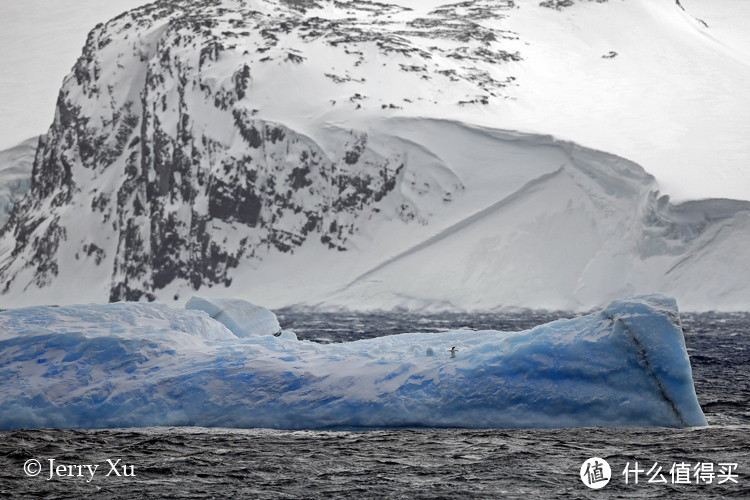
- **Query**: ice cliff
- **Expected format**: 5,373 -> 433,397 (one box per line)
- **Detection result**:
0,294 -> 707,430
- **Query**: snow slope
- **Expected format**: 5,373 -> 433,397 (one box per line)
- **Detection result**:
497,0 -> 750,201
322,126 -> 750,312
0,294 -> 707,430
680,0 -> 750,65
0,0 -> 748,312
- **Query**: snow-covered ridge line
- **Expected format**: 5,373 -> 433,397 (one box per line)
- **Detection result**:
0,294 -> 707,430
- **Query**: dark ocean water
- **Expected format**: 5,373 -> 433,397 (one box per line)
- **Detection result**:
1,311 -> 748,499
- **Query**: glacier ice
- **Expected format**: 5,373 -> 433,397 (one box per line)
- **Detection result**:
185,296 -> 281,338
0,294 -> 706,430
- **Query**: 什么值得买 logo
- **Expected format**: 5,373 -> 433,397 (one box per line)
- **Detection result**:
580,457 -> 611,489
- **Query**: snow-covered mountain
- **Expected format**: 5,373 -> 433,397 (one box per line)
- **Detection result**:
1,0 -> 748,311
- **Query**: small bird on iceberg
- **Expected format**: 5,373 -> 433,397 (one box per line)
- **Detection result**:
449,346 -> 458,359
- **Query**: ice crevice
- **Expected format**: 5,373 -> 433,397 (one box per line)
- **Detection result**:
613,316 -> 686,427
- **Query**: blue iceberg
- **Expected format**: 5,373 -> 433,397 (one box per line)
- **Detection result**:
0,294 -> 706,430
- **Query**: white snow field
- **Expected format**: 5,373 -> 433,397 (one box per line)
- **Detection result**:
0,294 -> 707,430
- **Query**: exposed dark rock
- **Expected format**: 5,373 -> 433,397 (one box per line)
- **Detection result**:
540,0 -> 608,9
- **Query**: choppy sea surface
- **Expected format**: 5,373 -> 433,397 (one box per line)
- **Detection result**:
1,311 -> 748,498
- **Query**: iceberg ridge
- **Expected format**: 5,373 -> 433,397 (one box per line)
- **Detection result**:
185,296 -> 281,338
